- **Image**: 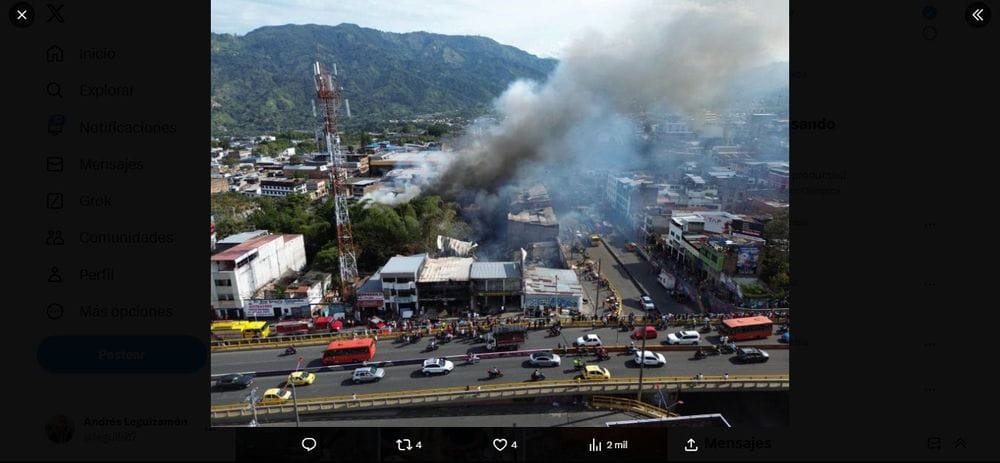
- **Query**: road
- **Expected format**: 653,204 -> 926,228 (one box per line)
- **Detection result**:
211,326 -> 787,406
580,238 -> 696,317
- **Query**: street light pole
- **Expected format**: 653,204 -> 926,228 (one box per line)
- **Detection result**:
245,388 -> 259,427
636,329 -> 647,401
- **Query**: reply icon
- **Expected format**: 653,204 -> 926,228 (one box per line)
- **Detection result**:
301,437 -> 317,452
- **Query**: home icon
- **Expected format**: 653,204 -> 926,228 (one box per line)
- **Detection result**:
46,45 -> 64,63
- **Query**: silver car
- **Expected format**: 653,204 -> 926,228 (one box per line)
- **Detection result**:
529,352 -> 562,367
351,366 -> 385,383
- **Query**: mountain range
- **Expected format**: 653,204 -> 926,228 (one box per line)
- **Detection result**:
211,23 -> 558,135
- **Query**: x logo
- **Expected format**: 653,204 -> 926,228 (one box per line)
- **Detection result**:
16,10 -> 27,20
46,3 -> 64,23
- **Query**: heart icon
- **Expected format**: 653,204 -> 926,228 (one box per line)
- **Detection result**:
492,438 -> 508,451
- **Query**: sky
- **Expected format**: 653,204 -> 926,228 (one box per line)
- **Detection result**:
211,0 -> 788,60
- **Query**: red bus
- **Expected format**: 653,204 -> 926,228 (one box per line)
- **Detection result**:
719,316 -> 773,341
322,338 -> 377,365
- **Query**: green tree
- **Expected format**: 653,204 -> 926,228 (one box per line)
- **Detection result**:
426,123 -> 449,137
221,152 -> 240,169
313,243 -> 341,277
289,154 -> 304,164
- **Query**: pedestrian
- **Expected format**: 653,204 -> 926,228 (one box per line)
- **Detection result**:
724,373 -> 729,381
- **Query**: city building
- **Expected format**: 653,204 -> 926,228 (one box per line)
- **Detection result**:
356,269 -> 386,313
214,230 -> 270,253
507,185 -> 559,249
522,267 -> 583,311
347,178 -> 380,198
306,179 -> 327,200
210,233 -> 307,318
416,257 -> 474,314
470,262 -> 522,312
285,270 -> 334,309
282,164 -> 329,179
606,175 -> 659,221
259,178 -> 307,197
380,254 -> 428,318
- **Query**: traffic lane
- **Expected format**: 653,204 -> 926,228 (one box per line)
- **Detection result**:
211,326 -> 626,374
210,326 -> 785,374
210,349 -> 788,405
585,240 -> 646,315
609,243 -> 698,315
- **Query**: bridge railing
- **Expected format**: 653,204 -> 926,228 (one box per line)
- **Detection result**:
210,374 -> 789,419
590,395 -> 676,418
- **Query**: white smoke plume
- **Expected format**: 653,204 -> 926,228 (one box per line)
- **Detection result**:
360,0 -> 788,204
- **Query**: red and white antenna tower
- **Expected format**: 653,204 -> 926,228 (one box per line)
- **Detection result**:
313,60 -> 358,298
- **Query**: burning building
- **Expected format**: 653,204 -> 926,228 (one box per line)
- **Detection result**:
506,185 -> 559,250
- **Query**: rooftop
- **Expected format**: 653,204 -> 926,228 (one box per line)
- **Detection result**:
508,206 -> 558,226
216,230 -> 269,245
211,234 -> 299,262
470,262 -> 521,280
418,257 -> 474,283
523,267 -> 582,295
381,254 -> 428,277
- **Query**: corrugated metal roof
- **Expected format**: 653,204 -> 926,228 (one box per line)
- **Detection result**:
470,262 -> 520,280
523,267 -> 582,295
418,257 -> 473,282
381,254 -> 427,276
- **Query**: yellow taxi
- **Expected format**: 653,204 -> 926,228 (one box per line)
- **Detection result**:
579,365 -> 611,380
286,371 -> 316,386
260,388 -> 292,404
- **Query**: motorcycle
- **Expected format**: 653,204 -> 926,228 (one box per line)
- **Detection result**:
573,358 -> 585,370
699,325 -> 712,334
465,355 -> 481,365
531,372 -> 546,381
282,347 -> 297,356
693,350 -> 707,360
425,342 -> 439,352
488,369 -> 504,379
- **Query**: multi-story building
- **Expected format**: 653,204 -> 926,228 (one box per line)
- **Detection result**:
606,175 -> 658,221
259,178 -> 307,197
210,233 -> 307,318
380,254 -> 427,318
416,257 -> 474,314
522,267 -> 583,312
470,262 -> 522,313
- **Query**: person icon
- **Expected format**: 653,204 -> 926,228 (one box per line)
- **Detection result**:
48,267 -> 62,283
46,230 -> 65,246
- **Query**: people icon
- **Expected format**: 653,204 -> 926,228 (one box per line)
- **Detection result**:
46,230 -> 65,246
48,266 -> 62,283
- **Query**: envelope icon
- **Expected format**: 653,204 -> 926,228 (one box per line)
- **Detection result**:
46,156 -> 64,172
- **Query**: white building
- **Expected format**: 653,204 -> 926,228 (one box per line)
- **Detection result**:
380,254 -> 428,318
210,233 -> 307,318
522,267 -> 583,311
259,178 -> 307,197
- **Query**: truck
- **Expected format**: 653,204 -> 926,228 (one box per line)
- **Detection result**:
589,234 -> 600,247
274,319 -> 314,336
657,271 -> 676,291
484,325 -> 527,351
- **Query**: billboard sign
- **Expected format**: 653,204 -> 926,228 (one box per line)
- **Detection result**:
245,298 -> 311,317
732,219 -> 765,237
735,246 -> 761,274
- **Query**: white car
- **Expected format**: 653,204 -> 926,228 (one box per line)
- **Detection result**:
574,334 -> 603,347
665,330 -> 701,345
634,350 -> 666,366
351,366 -> 385,383
421,358 -> 454,375
640,296 -> 656,311
529,352 -> 561,367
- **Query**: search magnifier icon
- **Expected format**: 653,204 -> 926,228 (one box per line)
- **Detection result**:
301,437 -> 317,452
46,82 -> 62,98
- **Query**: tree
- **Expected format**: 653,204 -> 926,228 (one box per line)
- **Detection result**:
289,154 -> 304,164
358,131 -> 373,148
222,153 -> 240,169
427,124 -> 450,138
313,243 -> 340,277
